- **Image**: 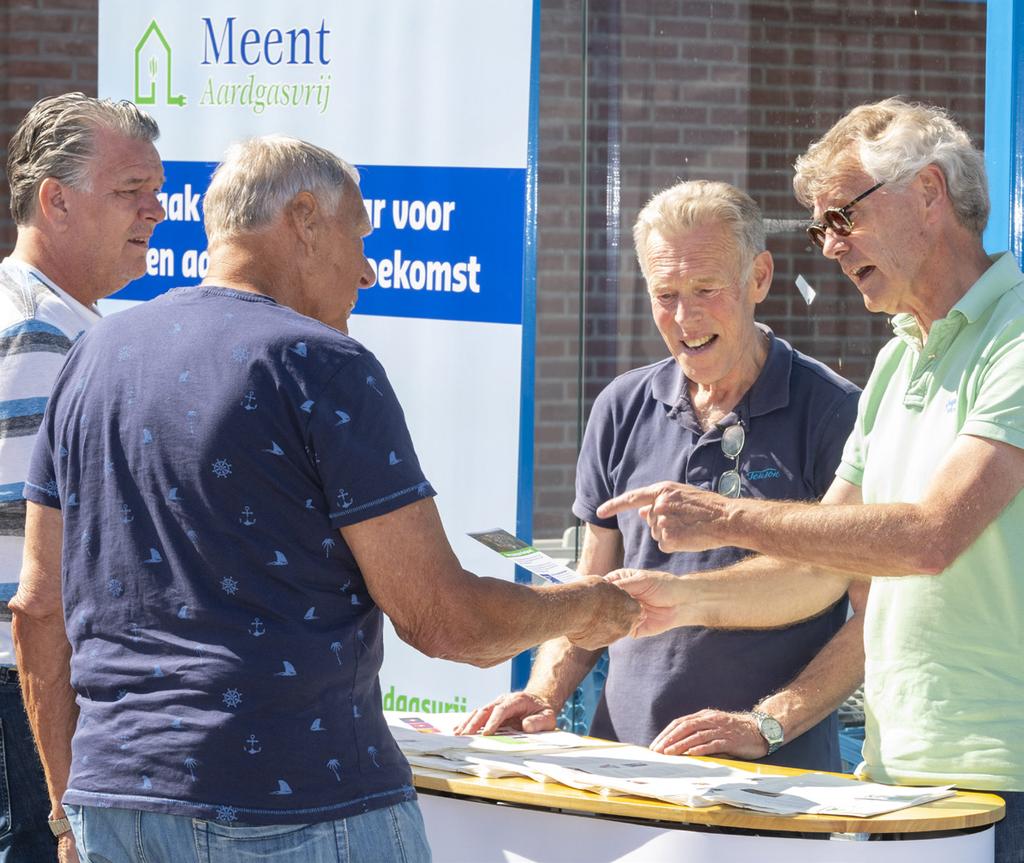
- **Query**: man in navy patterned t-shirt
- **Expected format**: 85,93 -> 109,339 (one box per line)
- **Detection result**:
13,135 -> 639,862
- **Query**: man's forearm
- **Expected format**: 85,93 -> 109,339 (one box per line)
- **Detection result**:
725,498 -> 940,576
523,637 -> 601,711
392,572 -> 633,669
755,609 -> 864,743
11,609 -> 78,815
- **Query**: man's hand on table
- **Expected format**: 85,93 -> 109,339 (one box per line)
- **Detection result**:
650,709 -> 768,760
453,692 -> 558,736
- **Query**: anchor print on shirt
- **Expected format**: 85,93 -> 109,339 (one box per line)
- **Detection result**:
240,506 -> 256,526
241,390 -> 258,411
120,504 -> 134,523
336,489 -> 353,510
244,734 -> 262,755
249,618 -> 266,637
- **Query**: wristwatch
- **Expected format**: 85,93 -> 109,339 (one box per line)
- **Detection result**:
750,709 -> 784,756
48,816 -> 72,837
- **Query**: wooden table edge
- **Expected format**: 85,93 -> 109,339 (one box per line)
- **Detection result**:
411,761 -> 1005,835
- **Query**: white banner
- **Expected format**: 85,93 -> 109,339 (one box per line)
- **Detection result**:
98,0 -> 537,711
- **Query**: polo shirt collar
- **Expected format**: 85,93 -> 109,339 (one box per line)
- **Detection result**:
651,323 -> 793,424
891,252 -> 1022,347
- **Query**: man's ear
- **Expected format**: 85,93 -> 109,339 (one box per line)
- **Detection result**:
286,191 -> 320,253
750,250 -> 774,304
36,178 -> 69,229
917,163 -> 948,221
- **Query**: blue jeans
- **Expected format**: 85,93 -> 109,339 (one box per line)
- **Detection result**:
0,668 -> 57,863
65,800 -> 431,863
996,791 -> 1024,863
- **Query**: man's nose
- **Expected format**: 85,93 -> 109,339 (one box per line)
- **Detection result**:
821,228 -> 847,260
360,258 -> 376,288
143,191 -> 166,224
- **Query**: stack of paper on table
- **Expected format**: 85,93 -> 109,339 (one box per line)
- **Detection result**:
387,712 -> 955,817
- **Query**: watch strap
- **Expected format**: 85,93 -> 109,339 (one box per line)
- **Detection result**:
48,816 -> 72,837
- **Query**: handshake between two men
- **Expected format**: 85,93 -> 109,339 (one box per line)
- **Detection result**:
456,479 -> 852,768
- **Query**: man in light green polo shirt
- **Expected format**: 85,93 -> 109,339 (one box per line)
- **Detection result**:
596,98 -> 1024,862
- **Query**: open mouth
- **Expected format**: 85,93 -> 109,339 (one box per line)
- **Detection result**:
128,238 -> 150,247
680,334 -> 717,353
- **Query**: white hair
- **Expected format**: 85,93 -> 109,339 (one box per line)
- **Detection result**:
633,179 -> 765,280
204,135 -> 360,246
794,98 -> 988,235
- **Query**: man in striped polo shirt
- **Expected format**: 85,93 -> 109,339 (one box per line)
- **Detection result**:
0,92 -> 163,861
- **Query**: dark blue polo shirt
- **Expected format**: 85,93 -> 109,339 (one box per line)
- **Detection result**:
25,286 -> 433,825
574,328 -> 860,770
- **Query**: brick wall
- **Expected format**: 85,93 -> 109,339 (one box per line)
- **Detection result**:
0,0 -> 98,250
532,0 -> 987,536
0,0 -> 988,538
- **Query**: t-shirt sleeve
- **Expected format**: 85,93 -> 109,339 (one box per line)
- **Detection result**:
812,387 -> 860,496
23,391 -> 61,510
572,386 -> 619,529
308,352 -> 435,529
960,326 -> 1024,451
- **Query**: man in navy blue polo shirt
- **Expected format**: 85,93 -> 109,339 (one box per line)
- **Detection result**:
11,135 -> 639,862
459,180 -> 862,771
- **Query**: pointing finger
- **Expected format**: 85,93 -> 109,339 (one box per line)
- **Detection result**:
596,485 -> 666,519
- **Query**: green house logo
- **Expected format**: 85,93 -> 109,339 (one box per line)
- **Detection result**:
134,20 -> 186,107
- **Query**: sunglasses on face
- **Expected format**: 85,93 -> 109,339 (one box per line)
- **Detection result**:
806,181 -> 885,249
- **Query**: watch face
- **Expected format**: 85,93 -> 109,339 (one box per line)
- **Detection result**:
758,715 -> 784,744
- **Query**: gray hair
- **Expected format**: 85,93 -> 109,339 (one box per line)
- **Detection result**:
633,180 -> 765,281
793,98 -> 989,235
6,92 -> 160,225
204,135 -> 359,246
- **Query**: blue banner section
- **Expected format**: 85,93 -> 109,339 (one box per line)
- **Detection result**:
114,161 -> 526,325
